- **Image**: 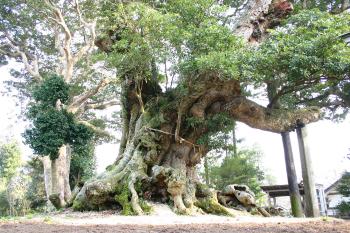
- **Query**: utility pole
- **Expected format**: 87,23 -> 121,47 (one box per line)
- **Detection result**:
281,132 -> 304,217
296,125 -> 319,217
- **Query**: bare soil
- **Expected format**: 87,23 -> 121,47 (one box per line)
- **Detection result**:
1,220 -> 349,233
0,205 -> 349,233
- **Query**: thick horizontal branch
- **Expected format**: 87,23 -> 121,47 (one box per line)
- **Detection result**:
223,97 -> 320,133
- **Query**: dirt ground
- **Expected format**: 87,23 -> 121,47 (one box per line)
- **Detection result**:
1,221 -> 349,233
0,205 -> 349,233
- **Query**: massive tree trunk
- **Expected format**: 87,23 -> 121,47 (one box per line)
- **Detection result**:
73,75 -> 320,215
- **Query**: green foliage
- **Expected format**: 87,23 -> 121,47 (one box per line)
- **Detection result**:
0,141 -> 21,180
336,201 -> 350,216
0,141 -> 31,216
0,179 -> 9,216
336,172 -> 350,215
114,184 -> 134,215
24,158 -> 47,210
139,199 -> 152,214
100,0 -> 247,85
190,113 -> 235,150
248,10 -> 350,118
32,75 -> 70,106
207,148 -> 265,196
3,173 -> 31,216
337,172 -> 350,196
24,75 -> 93,160
70,143 -> 96,188
291,0 -> 346,12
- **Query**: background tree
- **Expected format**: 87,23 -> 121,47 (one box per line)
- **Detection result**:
24,74 -> 95,208
69,142 -> 96,188
24,157 -> 48,211
0,140 -> 30,216
0,0 -> 118,208
208,149 -> 265,196
336,172 -> 350,216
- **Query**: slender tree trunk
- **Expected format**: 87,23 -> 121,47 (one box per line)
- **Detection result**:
225,136 -> 228,158
204,156 -> 210,186
41,156 -> 53,201
64,145 -> 72,202
118,79 -> 130,158
232,124 -> 237,157
50,144 -> 71,208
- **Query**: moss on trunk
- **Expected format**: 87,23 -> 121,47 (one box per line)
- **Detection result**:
72,75 -> 319,216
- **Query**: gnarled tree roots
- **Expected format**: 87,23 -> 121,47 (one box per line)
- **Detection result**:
72,114 -> 267,217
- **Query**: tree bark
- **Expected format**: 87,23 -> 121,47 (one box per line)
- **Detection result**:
232,124 -> 237,157
41,156 -> 52,200
72,75 -> 320,215
64,145 -> 72,202
296,126 -> 319,217
281,132 -> 304,217
204,157 -> 210,186
50,144 -> 72,208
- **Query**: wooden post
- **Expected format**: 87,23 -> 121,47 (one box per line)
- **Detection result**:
296,125 -> 320,217
281,132 -> 304,217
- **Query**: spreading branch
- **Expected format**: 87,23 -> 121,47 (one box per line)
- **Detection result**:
44,0 -> 73,81
223,96 -> 321,133
68,78 -> 111,114
72,0 -> 97,65
0,32 -> 42,81
44,0 -> 96,82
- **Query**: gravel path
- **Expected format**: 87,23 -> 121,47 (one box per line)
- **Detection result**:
0,204 -> 349,233
1,221 -> 349,233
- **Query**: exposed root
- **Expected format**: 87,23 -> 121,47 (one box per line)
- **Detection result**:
195,197 -> 233,216
194,184 -> 234,216
72,108 -> 265,217
129,175 -> 144,215
257,206 -> 271,217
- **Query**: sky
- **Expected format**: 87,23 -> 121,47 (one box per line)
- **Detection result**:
1,65 -> 349,189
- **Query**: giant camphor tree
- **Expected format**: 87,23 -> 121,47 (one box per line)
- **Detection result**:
70,0 -> 349,215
